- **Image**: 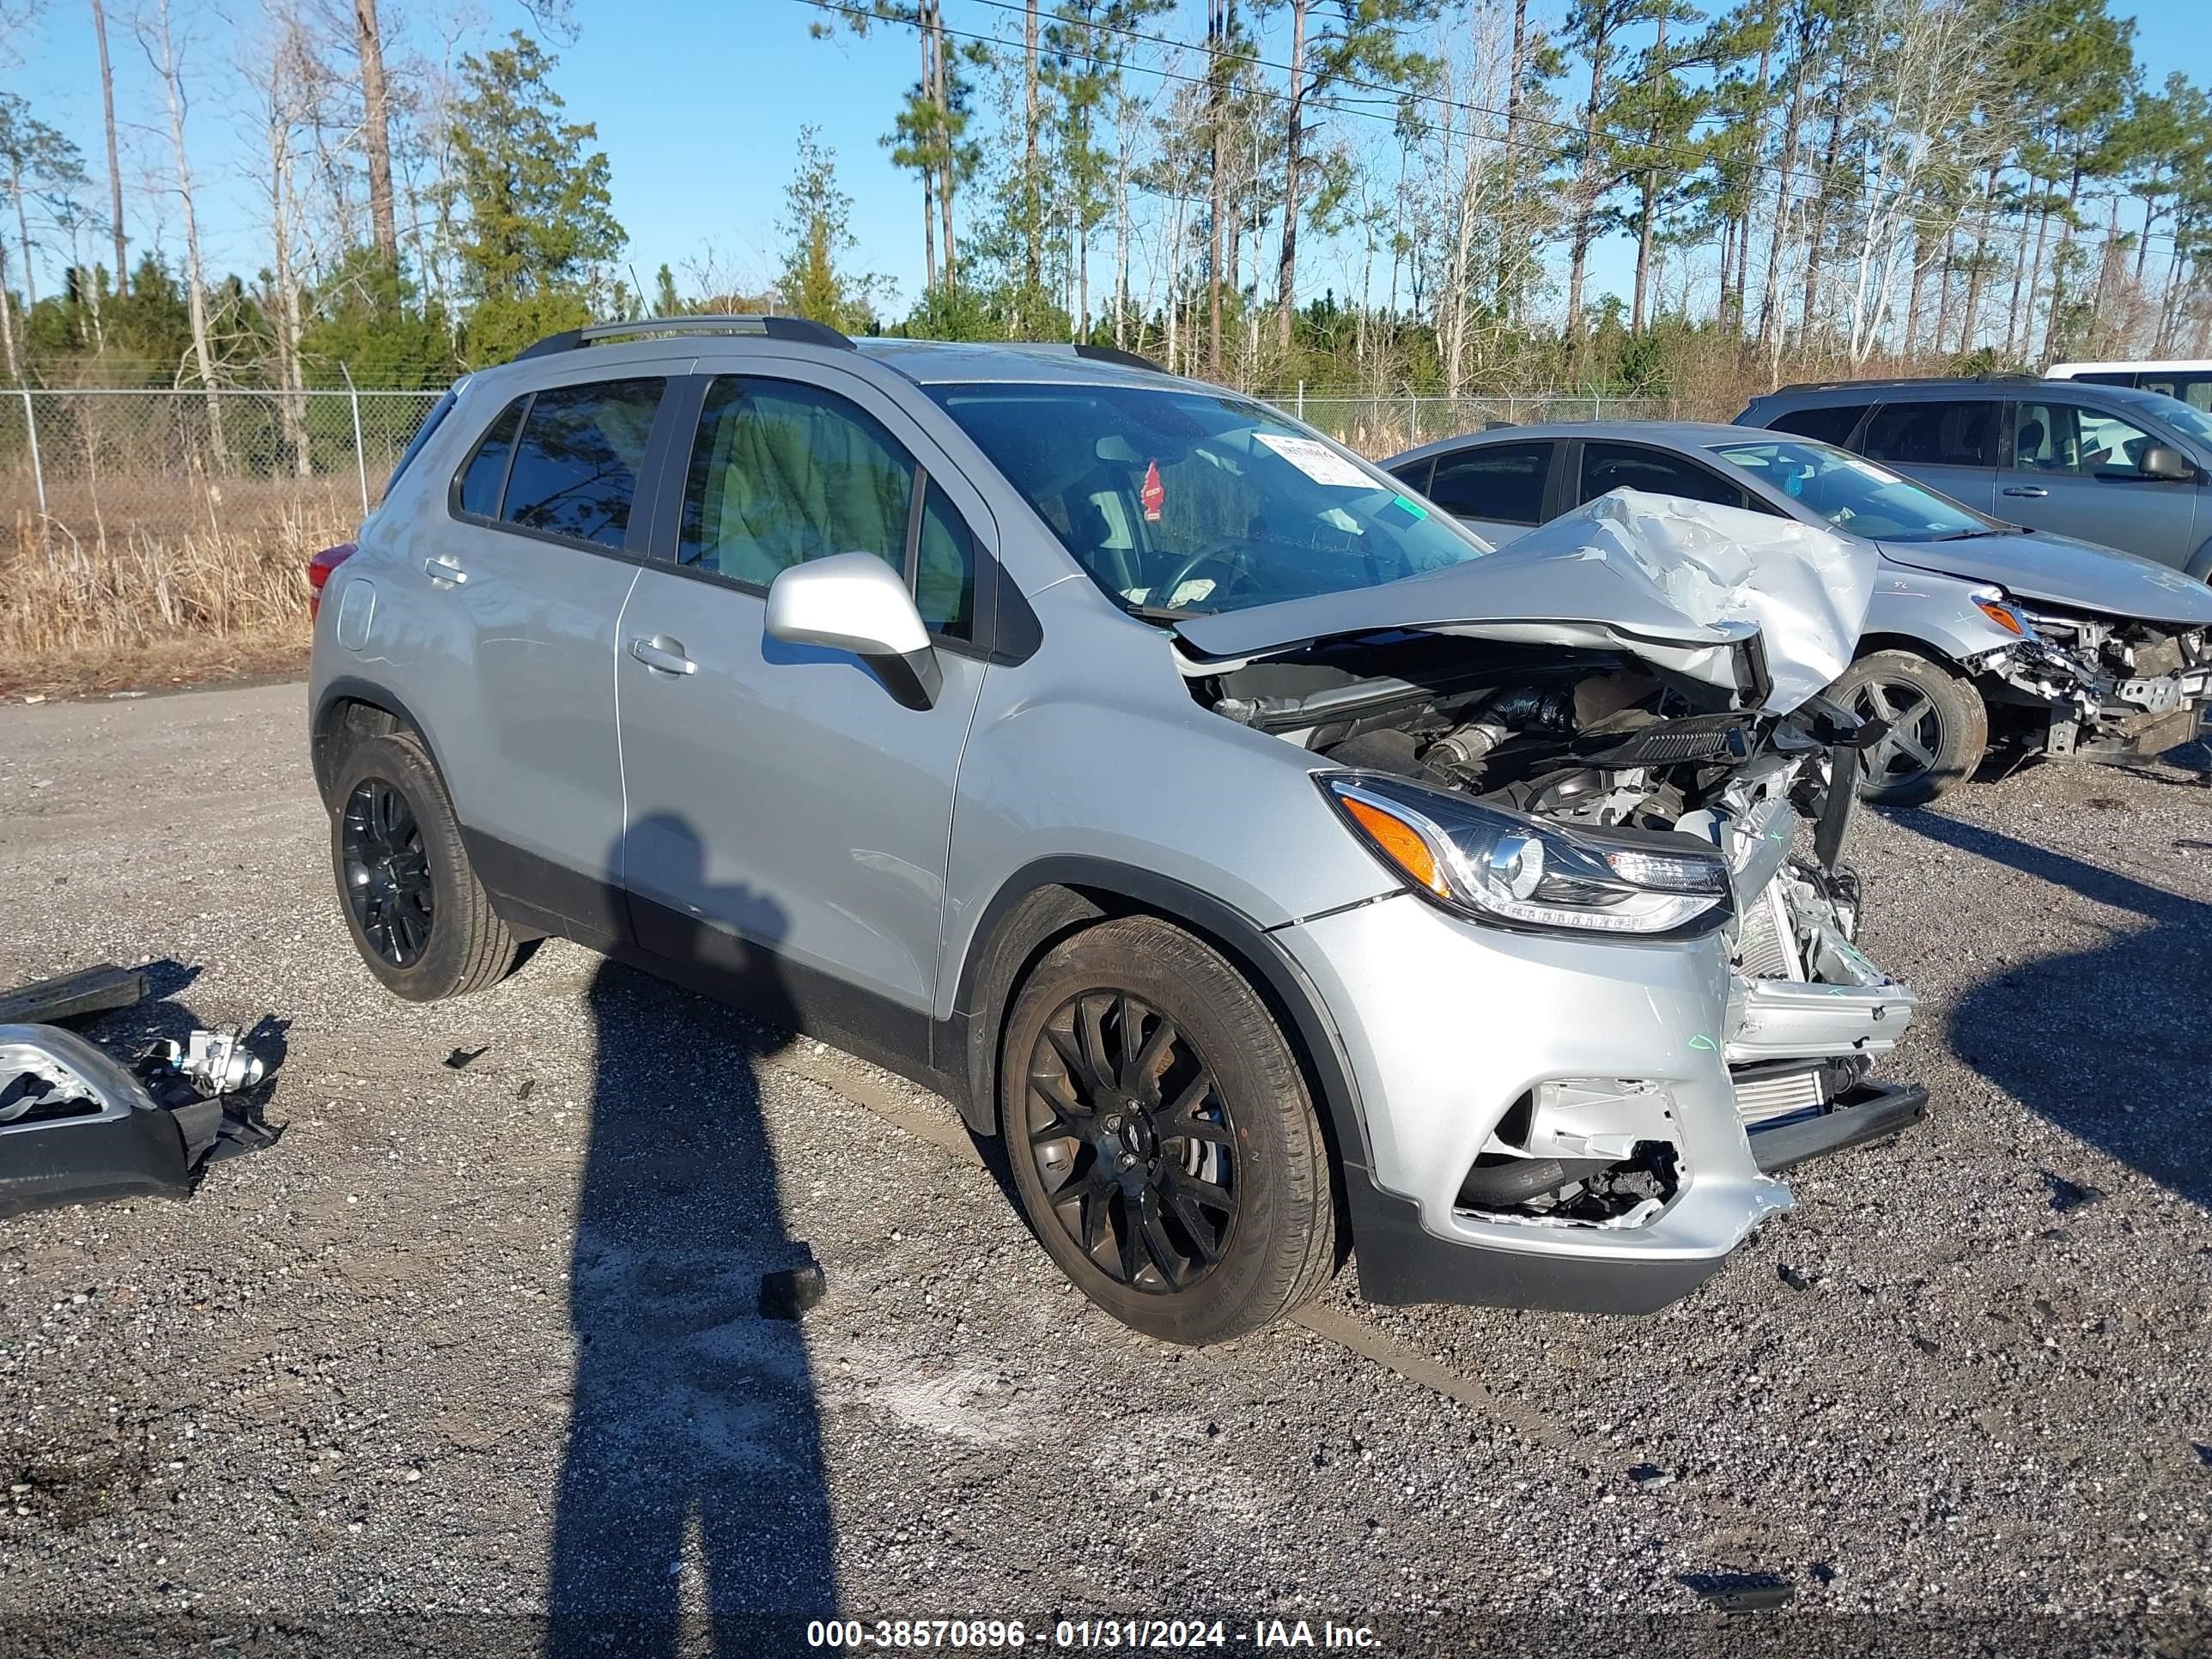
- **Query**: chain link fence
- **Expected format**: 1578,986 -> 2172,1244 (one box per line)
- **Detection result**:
0,383 -> 1683,552
1261,391 -> 1678,458
0,387 -> 448,556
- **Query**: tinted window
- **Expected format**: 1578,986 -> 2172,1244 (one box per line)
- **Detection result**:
1766,404 -> 1868,447
456,398 -> 524,518
927,383 -> 1487,616
2138,374 -> 2212,413
680,378 -> 915,586
1579,441 -> 1747,508
1389,457 -> 1435,496
2072,371 -> 2136,387
2011,400 -> 2161,477
914,483 -> 977,640
1426,443 -> 1552,524
1860,400 -> 1997,467
389,389 -> 457,495
501,379 -> 665,549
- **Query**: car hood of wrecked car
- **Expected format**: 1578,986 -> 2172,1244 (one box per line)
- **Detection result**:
1173,489 -> 1879,715
1878,530 -> 2212,627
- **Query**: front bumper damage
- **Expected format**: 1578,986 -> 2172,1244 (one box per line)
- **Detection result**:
1277,772 -> 1923,1316
1972,612 -> 2211,763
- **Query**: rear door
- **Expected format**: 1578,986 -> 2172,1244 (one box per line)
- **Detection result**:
1855,398 -> 2000,513
611,364 -> 994,1059
1402,440 -> 1557,544
2000,395 -> 2201,566
415,370 -> 678,940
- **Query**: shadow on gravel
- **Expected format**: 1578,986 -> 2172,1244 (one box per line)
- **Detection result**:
546,815 -> 837,1655
1902,810 -> 2212,1209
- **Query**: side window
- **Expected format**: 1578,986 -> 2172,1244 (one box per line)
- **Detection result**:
1859,400 -> 1997,468
2072,372 -> 2137,387
913,482 -> 978,641
456,397 -> 525,518
2139,374 -> 2212,413
1425,443 -> 1552,524
1766,404 -> 1868,447
1389,456 -> 1436,496
1578,441 -> 1746,509
501,378 -> 665,550
2012,401 -> 2160,477
679,377 -> 915,586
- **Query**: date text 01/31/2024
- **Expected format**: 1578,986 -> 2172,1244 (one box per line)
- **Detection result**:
806,1619 -> 1383,1650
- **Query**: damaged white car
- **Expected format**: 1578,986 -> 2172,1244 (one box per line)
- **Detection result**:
311,337 -> 1922,1343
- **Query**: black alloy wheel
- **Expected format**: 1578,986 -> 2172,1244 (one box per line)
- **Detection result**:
1022,990 -> 1237,1294
341,777 -> 434,968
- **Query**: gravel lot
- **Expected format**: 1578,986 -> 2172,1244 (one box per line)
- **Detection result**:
2,683 -> 2209,1650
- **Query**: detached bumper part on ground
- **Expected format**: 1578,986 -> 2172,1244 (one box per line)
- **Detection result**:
0,969 -> 279,1220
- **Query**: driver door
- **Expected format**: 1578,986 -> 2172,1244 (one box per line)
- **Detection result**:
613,368 -> 993,1060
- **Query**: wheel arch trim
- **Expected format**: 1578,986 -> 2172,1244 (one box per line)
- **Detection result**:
946,857 -> 1376,1186
311,675 -> 454,807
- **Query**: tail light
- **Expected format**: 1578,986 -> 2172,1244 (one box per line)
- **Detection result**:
308,543 -> 356,620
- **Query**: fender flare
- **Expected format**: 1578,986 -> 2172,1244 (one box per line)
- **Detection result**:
309,674 -> 453,806
946,856 -> 1376,1189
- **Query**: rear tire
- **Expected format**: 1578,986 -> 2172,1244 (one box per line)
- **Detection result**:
999,915 -> 1336,1346
1833,650 -> 1988,806
330,731 -> 525,1002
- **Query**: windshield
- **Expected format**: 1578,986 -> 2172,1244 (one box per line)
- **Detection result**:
2150,397 -> 2212,451
1709,437 -> 1992,543
927,383 -> 1490,614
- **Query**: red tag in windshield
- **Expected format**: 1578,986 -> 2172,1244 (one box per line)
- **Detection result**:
1140,459 -> 1165,522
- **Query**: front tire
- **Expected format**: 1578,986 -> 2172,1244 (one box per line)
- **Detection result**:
330,731 -> 526,1002
1000,916 -> 1336,1346
1833,650 -> 1989,806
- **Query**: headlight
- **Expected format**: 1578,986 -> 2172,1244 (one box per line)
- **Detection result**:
1319,774 -> 1732,938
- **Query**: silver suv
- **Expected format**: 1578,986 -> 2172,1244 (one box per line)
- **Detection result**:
309,317 -> 1925,1344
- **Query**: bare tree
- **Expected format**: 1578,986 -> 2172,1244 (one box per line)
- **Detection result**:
137,0 -> 228,463
354,0 -> 398,267
90,0 -> 129,292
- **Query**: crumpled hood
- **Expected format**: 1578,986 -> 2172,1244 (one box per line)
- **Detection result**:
1175,489 -> 1878,714
1878,531 -> 2212,626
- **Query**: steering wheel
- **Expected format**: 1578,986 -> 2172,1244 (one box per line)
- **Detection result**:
1155,541 -> 1260,606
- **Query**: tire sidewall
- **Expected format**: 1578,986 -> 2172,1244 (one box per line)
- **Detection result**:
1838,651 -> 1987,806
329,734 -> 479,1002
999,921 -> 1319,1346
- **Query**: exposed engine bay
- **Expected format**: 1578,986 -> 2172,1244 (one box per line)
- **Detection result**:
1970,602 -> 2212,761
1194,626 -> 1920,1228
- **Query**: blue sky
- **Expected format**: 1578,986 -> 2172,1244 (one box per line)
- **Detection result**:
10,0 -> 2206,325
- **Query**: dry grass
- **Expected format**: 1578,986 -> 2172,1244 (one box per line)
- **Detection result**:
1,477 -> 354,695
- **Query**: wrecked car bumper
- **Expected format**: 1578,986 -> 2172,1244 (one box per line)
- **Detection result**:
1974,616 -> 2212,763
1276,877 -> 1924,1316
0,1024 -> 198,1218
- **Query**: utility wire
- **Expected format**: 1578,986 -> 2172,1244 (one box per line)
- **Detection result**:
798,0 -> 2193,259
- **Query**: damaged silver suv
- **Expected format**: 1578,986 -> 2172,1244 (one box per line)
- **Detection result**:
309,317 -> 1925,1345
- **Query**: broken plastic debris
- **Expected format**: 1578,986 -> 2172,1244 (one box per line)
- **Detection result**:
444,1045 -> 489,1071
1777,1263 -> 1811,1293
759,1254 -> 827,1321
1680,1571 -> 1796,1613
2040,1171 -> 2105,1212
1627,1463 -> 1676,1492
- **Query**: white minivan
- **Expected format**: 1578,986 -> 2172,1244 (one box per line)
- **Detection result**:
2049,360 -> 2212,413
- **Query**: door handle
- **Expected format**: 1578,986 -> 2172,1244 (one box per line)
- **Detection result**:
629,636 -> 696,676
2002,485 -> 2049,498
422,556 -> 468,584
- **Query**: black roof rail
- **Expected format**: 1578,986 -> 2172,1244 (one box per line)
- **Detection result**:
1072,343 -> 1165,374
1768,372 -> 2036,395
512,313 -> 855,363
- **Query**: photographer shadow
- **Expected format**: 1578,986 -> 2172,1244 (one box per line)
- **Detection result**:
546,814 -> 837,1655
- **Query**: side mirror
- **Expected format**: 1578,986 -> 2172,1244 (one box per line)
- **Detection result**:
764,552 -> 942,710
2137,444 -> 2197,483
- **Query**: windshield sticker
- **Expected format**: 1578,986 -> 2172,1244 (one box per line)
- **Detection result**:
1254,431 -> 1374,488
1141,459 -> 1165,522
1167,576 -> 1217,608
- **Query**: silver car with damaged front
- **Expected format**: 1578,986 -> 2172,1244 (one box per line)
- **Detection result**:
308,329 -> 1923,1342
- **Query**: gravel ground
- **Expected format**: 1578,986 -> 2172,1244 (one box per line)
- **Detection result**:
1,683 -> 2209,1651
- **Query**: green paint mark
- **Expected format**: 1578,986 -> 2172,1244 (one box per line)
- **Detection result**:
1392,493 -> 1429,520
1686,1034 -> 1718,1052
